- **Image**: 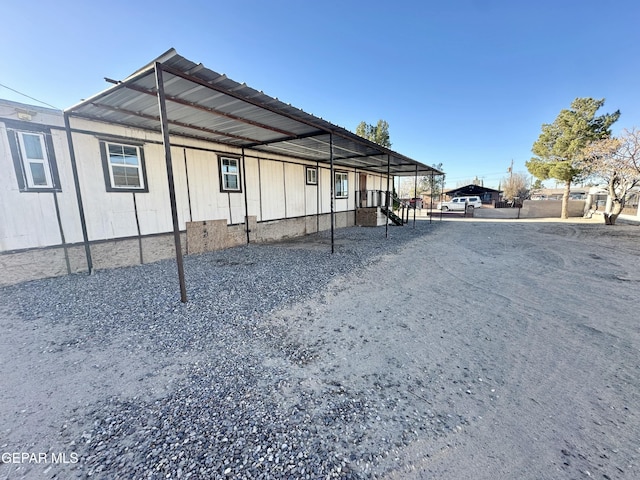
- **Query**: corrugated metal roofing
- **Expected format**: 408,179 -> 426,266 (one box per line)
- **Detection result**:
66,48 -> 442,177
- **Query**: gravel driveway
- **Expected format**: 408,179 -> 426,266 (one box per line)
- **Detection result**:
1,217 -> 639,479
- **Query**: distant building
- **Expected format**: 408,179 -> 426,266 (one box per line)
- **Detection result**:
443,184 -> 502,205
529,188 -> 587,201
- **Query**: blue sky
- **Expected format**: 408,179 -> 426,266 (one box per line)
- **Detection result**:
1,0 -> 639,189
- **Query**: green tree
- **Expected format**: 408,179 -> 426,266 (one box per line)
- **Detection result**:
526,98 -> 620,218
531,179 -> 545,192
356,119 -> 391,148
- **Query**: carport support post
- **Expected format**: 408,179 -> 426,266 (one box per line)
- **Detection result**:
385,154 -> 390,238
429,171 -> 434,224
242,147 -> 250,244
155,62 -> 188,303
440,174 -> 445,221
330,133 -> 335,254
316,160 -> 320,234
413,163 -> 418,227
63,112 -> 93,274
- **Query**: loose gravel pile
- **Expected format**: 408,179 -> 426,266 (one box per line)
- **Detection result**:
1,222 -> 457,479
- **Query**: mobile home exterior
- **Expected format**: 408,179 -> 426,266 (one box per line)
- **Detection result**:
0,50 -> 441,288
0,100 -> 88,283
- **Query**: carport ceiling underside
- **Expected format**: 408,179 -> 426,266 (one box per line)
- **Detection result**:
66,49 -> 441,177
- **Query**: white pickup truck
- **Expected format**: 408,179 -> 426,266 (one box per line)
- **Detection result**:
437,196 -> 482,211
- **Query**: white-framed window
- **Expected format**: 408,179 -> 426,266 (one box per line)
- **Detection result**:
335,171 -> 349,198
6,123 -> 60,192
306,166 -> 317,185
220,156 -> 241,192
16,131 -> 54,188
99,141 -> 147,192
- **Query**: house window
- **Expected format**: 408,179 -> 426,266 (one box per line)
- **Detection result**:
99,141 -> 148,192
6,124 -> 60,192
306,167 -> 317,185
335,171 -> 348,198
220,156 -> 241,192
17,132 -> 53,188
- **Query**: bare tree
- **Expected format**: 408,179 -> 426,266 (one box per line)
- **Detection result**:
417,163 -> 444,197
456,177 -> 482,188
583,128 -> 640,225
501,172 -> 530,202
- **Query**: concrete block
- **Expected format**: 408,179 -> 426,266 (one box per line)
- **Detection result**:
0,247 -> 68,286
255,217 -> 306,243
186,220 -> 228,254
91,238 -> 141,270
356,207 -> 387,226
141,234 -> 186,263
68,245 -> 90,274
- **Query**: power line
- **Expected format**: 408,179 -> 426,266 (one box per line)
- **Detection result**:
0,82 -> 60,110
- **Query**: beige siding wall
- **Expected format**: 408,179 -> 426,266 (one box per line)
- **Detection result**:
185,148 -> 225,222
284,163 -> 305,217
228,189 -> 245,225
259,159 -> 286,220
319,168 -> 331,214
244,157 -> 261,220
66,125 -> 367,240
1,110 -> 387,285
73,133 -> 139,239
50,132 -> 84,243
0,110 -> 84,250
169,146 -> 192,230
0,184 -> 61,248
335,170 -> 355,212
71,134 -> 201,238
136,144 -> 176,234
305,181 -> 319,215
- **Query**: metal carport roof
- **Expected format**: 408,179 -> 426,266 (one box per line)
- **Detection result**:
65,48 -> 442,178
63,49 -> 443,302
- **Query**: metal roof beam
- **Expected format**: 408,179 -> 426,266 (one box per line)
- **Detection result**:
65,64 -> 158,113
252,142 -> 327,160
160,64 -> 334,136
67,112 -> 247,148
121,82 -> 297,138
306,135 -> 386,161
243,129 -> 328,149
87,102 -> 261,143
331,151 -> 386,161
65,52 -> 443,177
159,62 -> 409,165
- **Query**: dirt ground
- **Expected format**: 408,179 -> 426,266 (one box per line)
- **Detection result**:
2,216 -> 640,479
267,216 -> 640,478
